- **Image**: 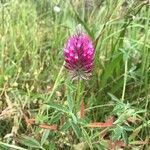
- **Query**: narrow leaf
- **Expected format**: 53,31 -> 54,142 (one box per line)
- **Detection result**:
67,91 -> 74,111
112,127 -> 122,141
18,135 -> 41,149
121,130 -> 128,145
0,144 -> 8,150
0,142 -> 27,150
101,54 -> 122,88
60,120 -> 71,131
108,93 -> 120,102
41,129 -> 50,145
82,128 -> 93,150
70,112 -> 77,124
70,121 -> 81,139
45,102 -> 69,113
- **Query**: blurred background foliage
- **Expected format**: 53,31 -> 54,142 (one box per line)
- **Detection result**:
0,0 -> 150,149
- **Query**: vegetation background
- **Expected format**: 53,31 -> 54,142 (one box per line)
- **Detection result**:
0,0 -> 150,149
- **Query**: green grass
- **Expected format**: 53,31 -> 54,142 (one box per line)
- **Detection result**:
0,0 -> 150,149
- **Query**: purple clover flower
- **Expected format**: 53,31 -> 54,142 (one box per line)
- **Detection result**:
64,31 -> 94,80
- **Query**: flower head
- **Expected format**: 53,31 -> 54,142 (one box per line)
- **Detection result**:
64,29 -> 94,80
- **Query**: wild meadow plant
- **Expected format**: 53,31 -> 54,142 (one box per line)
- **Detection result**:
0,0 -> 150,150
64,25 -> 94,80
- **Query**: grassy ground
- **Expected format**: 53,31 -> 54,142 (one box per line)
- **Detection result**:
0,0 -> 150,149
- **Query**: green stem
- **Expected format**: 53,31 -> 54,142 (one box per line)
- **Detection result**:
121,59 -> 128,102
76,78 -> 82,110
46,63 -> 64,103
40,62 -> 65,115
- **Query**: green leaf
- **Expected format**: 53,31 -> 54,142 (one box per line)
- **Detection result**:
0,144 -> 9,150
65,79 -> 75,112
110,78 -> 124,93
45,102 -> 69,113
41,129 -> 50,146
48,142 -> 55,150
94,144 -> 106,150
111,127 -> 122,141
122,130 -> 128,145
82,128 -> 93,150
0,141 -> 27,150
108,93 -> 120,102
50,112 -> 62,124
70,112 -> 77,124
123,125 -> 133,131
67,91 -> 74,112
18,135 -> 41,149
101,54 -> 122,88
60,120 -> 71,131
70,121 -> 81,139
